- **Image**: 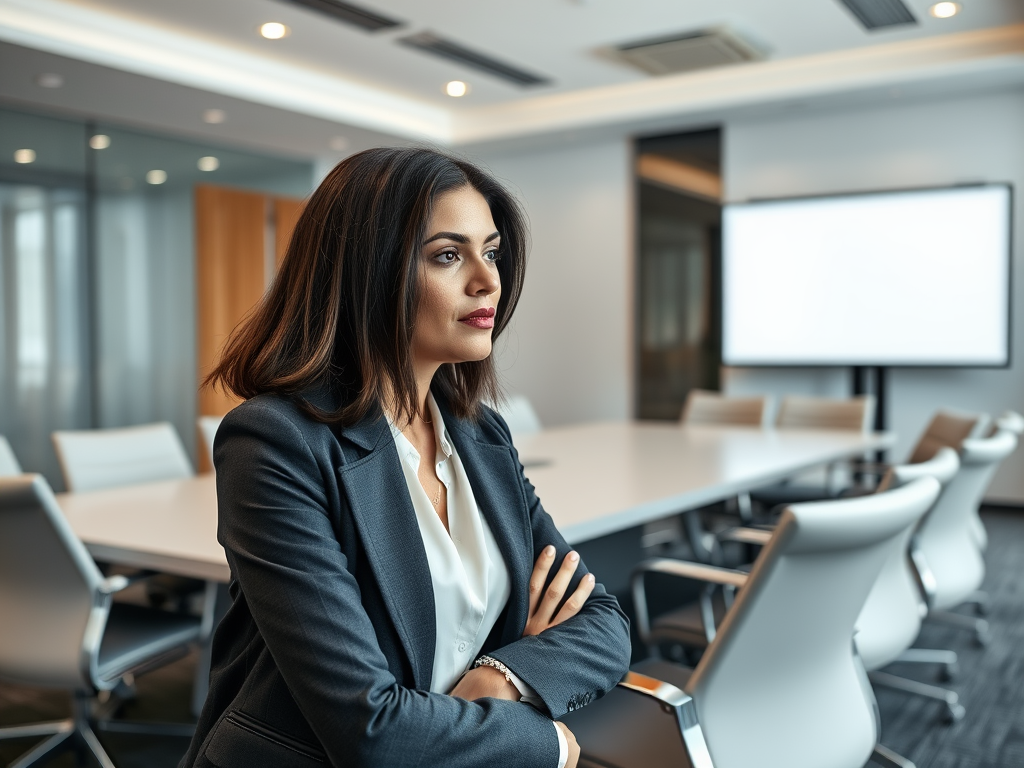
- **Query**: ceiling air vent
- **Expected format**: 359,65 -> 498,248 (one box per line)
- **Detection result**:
611,28 -> 765,77
398,32 -> 550,87
277,0 -> 403,32
835,0 -> 917,30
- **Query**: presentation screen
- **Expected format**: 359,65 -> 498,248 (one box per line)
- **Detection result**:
722,184 -> 1012,367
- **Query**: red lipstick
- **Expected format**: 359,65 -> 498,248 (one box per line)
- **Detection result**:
459,306 -> 496,329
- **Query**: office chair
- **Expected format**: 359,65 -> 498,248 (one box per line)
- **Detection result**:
970,410 -> 1024,552
914,427 -> 1018,645
52,422 -> 194,493
197,415 -> 223,467
0,435 -> 22,477
749,394 -> 876,508
494,394 -> 543,437
567,477 -> 940,768
680,390 -> 770,427
0,475 -> 203,768
52,422 -> 203,611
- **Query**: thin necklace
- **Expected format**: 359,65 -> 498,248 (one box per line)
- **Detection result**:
431,477 -> 442,508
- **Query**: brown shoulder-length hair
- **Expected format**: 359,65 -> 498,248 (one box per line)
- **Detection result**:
205,147 -> 528,425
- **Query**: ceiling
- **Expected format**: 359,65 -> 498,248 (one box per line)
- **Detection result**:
1,0 -> 1024,156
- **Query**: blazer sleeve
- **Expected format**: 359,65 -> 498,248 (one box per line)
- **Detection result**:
484,414 -> 632,720
215,402 -> 561,768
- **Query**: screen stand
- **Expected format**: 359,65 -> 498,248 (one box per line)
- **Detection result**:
851,366 -> 888,463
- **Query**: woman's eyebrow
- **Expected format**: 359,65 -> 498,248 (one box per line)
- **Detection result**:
422,230 -> 501,245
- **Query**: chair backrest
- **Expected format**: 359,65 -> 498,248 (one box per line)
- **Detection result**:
908,409 -> 989,464
776,395 -> 875,432
0,435 -> 22,477
52,422 -> 194,492
198,415 -> 224,466
914,428 -> 1018,610
992,410 -> 1024,436
495,395 -> 543,437
685,477 -> 940,768
0,474 -> 103,688
680,389 -> 769,427
854,448 -> 960,672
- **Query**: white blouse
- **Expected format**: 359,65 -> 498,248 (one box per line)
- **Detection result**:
387,395 -> 567,768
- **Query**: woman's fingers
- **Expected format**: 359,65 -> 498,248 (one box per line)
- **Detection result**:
534,551 -> 581,627
528,545 -> 557,618
556,723 -> 581,768
550,572 -> 596,626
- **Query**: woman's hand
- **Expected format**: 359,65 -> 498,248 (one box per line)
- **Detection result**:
555,722 -> 581,768
523,546 -> 596,637
449,665 -> 519,702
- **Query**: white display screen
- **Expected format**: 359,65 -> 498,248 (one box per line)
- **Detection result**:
722,185 -> 1012,367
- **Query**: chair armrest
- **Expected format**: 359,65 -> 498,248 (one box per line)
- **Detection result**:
97,570 -> 160,595
631,559 -> 748,645
849,460 -> 892,477
717,527 -> 772,547
613,672 -> 715,768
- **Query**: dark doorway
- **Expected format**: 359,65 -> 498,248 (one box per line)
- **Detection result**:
635,128 -> 722,421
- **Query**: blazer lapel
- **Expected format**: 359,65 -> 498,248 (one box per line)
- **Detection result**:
442,405 -> 533,648
336,412 -> 436,690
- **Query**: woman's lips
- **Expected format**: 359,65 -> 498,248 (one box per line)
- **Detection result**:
459,307 -> 495,329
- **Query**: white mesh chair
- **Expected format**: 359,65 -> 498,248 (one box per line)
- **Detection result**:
494,394 -> 543,437
971,410 -> 1023,551
913,428 -> 1018,645
567,477 -> 940,768
52,422 -> 194,493
197,416 -> 223,467
0,475 -> 202,767
680,390 -> 770,427
0,435 -> 22,477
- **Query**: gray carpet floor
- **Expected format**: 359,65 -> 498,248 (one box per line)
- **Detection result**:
2,508 -> 1022,767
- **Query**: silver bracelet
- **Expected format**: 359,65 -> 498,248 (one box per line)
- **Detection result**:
474,655 -> 513,684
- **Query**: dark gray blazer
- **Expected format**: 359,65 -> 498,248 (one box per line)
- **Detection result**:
180,389 -> 631,768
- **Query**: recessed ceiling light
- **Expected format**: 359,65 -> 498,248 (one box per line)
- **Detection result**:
328,136 -> 350,152
197,156 -> 220,172
36,73 -> 63,88
89,135 -> 111,150
445,80 -> 468,98
146,170 -> 167,185
260,22 -> 289,39
929,2 -> 960,18
203,109 -> 226,125
13,149 -> 36,164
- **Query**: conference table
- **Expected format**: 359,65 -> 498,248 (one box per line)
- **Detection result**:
56,420 -> 892,713
57,420 -> 894,582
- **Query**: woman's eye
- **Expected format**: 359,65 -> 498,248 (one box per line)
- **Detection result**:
434,250 -> 459,265
485,249 -> 502,262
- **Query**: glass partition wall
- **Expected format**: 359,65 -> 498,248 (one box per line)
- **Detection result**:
0,105 -> 314,487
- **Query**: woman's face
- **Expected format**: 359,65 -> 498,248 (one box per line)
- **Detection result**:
411,185 -> 502,370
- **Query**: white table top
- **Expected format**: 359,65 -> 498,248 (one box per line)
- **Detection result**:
516,422 -> 893,544
57,421 -> 892,580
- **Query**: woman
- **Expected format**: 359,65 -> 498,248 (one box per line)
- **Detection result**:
180,147 -> 631,768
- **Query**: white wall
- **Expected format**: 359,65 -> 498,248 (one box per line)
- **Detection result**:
473,139 -> 634,428
722,90 -> 1024,501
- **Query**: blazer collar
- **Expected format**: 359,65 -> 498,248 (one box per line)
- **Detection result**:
335,392 -> 533,688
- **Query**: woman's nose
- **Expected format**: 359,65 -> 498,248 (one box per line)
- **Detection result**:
468,255 -> 500,296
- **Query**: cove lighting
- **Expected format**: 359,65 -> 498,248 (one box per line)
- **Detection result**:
14,149 -> 36,164
445,80 -> 468,98
89,135 -> 111,149
203,109 -> 226,125
198,156 -> 220,172
146,170 -> 167,185
260,22 -> 289,39
929,2 -> 960,18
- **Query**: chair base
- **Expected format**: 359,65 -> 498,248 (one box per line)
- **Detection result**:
0,689 -> 195,768
892,648 -> 959,681
873,743 -> 917,768
869,670 -> 965,724
929,610 -> 991,646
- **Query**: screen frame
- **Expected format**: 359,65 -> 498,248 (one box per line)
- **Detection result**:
720,182 -> 1015,369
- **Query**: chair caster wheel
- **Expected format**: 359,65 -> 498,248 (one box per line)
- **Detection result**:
940,663 -> 958,683
943,703 -> 966,724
